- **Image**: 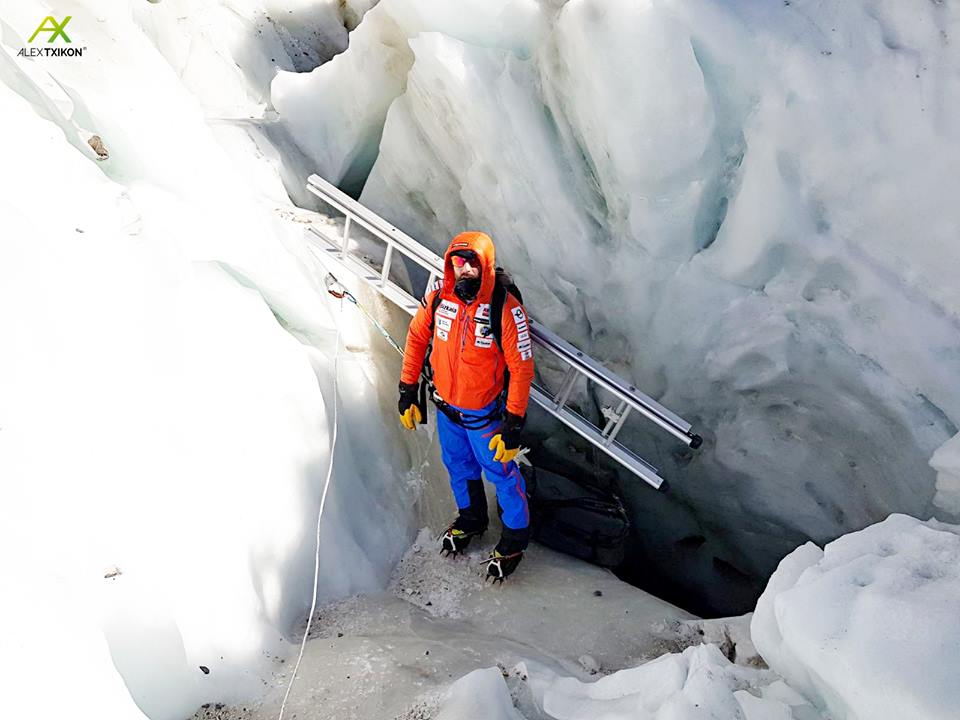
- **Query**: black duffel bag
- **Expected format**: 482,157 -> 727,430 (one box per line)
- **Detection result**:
523,465 -> 631,568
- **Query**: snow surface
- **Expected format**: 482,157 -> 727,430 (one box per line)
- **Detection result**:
273,0 -> 960,611
216,529 -> 696,719
752,513 -> 960,720
205,530 -> 826,720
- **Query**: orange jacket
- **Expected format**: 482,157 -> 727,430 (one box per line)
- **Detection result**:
400,232 -> 535,416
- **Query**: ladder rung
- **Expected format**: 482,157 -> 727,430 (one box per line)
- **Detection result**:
603,402 -> 633,445
552,366 -> 578,410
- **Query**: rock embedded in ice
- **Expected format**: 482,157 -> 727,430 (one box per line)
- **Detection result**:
577,654 -> 600,675
752,514 -> 960,720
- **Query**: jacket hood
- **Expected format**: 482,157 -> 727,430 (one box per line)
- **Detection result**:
442,231 -> 496,303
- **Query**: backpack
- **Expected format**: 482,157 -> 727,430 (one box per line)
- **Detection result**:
428,267 -> 523,351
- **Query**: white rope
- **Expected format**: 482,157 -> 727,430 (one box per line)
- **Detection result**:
277,308 -> 342,720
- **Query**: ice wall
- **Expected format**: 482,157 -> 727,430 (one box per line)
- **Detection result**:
0,1 -> 413,717
272,0 -> 960,613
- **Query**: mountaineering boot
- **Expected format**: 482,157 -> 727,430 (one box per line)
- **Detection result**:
438,514 -> 486,556
439,480 -> 488,557
465,478 -> 489,527
485,525 -> 530,584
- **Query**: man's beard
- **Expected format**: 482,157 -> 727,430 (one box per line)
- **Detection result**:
454,276 -> 482,302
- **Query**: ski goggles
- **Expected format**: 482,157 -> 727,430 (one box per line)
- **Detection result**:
450,251 -> 479,269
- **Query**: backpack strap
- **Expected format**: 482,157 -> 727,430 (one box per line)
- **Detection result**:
491,281 -> 506,353
491,267 -> 522,352
427,288 -> 442,332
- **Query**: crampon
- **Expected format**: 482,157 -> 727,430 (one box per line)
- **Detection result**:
483,551 -> 523,585
437,525 -> 485,557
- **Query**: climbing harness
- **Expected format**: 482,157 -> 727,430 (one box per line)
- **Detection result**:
431,392 -> 502,430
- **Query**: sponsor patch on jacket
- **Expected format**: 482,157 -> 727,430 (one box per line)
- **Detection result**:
475,322 -> 491,337
436,327 -> 449,342
437,316 -> 452,331
475,337 -> 493,348
512,306 -> 532,359
511,306 -> 528,336
437,300 -> 459,318
475,303 -> 490,321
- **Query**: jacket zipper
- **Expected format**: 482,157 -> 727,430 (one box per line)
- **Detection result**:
450,298 -> 472,403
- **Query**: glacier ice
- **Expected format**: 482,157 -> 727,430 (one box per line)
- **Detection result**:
0,1 -> 417,718
272,0 -> 960,613
752,514 -> 960,720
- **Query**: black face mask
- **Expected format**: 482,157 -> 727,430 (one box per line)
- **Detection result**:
454,276 -> 482,302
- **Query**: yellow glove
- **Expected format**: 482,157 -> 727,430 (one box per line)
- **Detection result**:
400,404 -> 422,430
487,412 -> 524,462
398,382 -> 422,430
488,434 -> 519,463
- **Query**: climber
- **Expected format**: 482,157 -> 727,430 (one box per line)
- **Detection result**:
398,231 -> 535,581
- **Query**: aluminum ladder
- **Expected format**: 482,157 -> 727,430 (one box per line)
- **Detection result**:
304,173 -> 702,489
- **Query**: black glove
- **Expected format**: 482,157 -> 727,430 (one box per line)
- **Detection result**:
398,382 -> 421,430
488,411 -> 524,462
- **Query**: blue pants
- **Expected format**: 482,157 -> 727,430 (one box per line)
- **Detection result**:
436,399 -> 529,530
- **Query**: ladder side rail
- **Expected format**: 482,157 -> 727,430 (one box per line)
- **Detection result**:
305,196 -> 444,294
531,320 -> 692,433
307,227 -> 425,313
531,334 -> 693,447
529,319 -> 693,440
307,175 -> 444,270
530,386 -> 664,489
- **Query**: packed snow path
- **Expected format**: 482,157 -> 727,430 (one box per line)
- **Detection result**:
204,530 -> 696,720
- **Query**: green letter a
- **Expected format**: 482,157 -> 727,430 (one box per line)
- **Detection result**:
28,16 -> 72,43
